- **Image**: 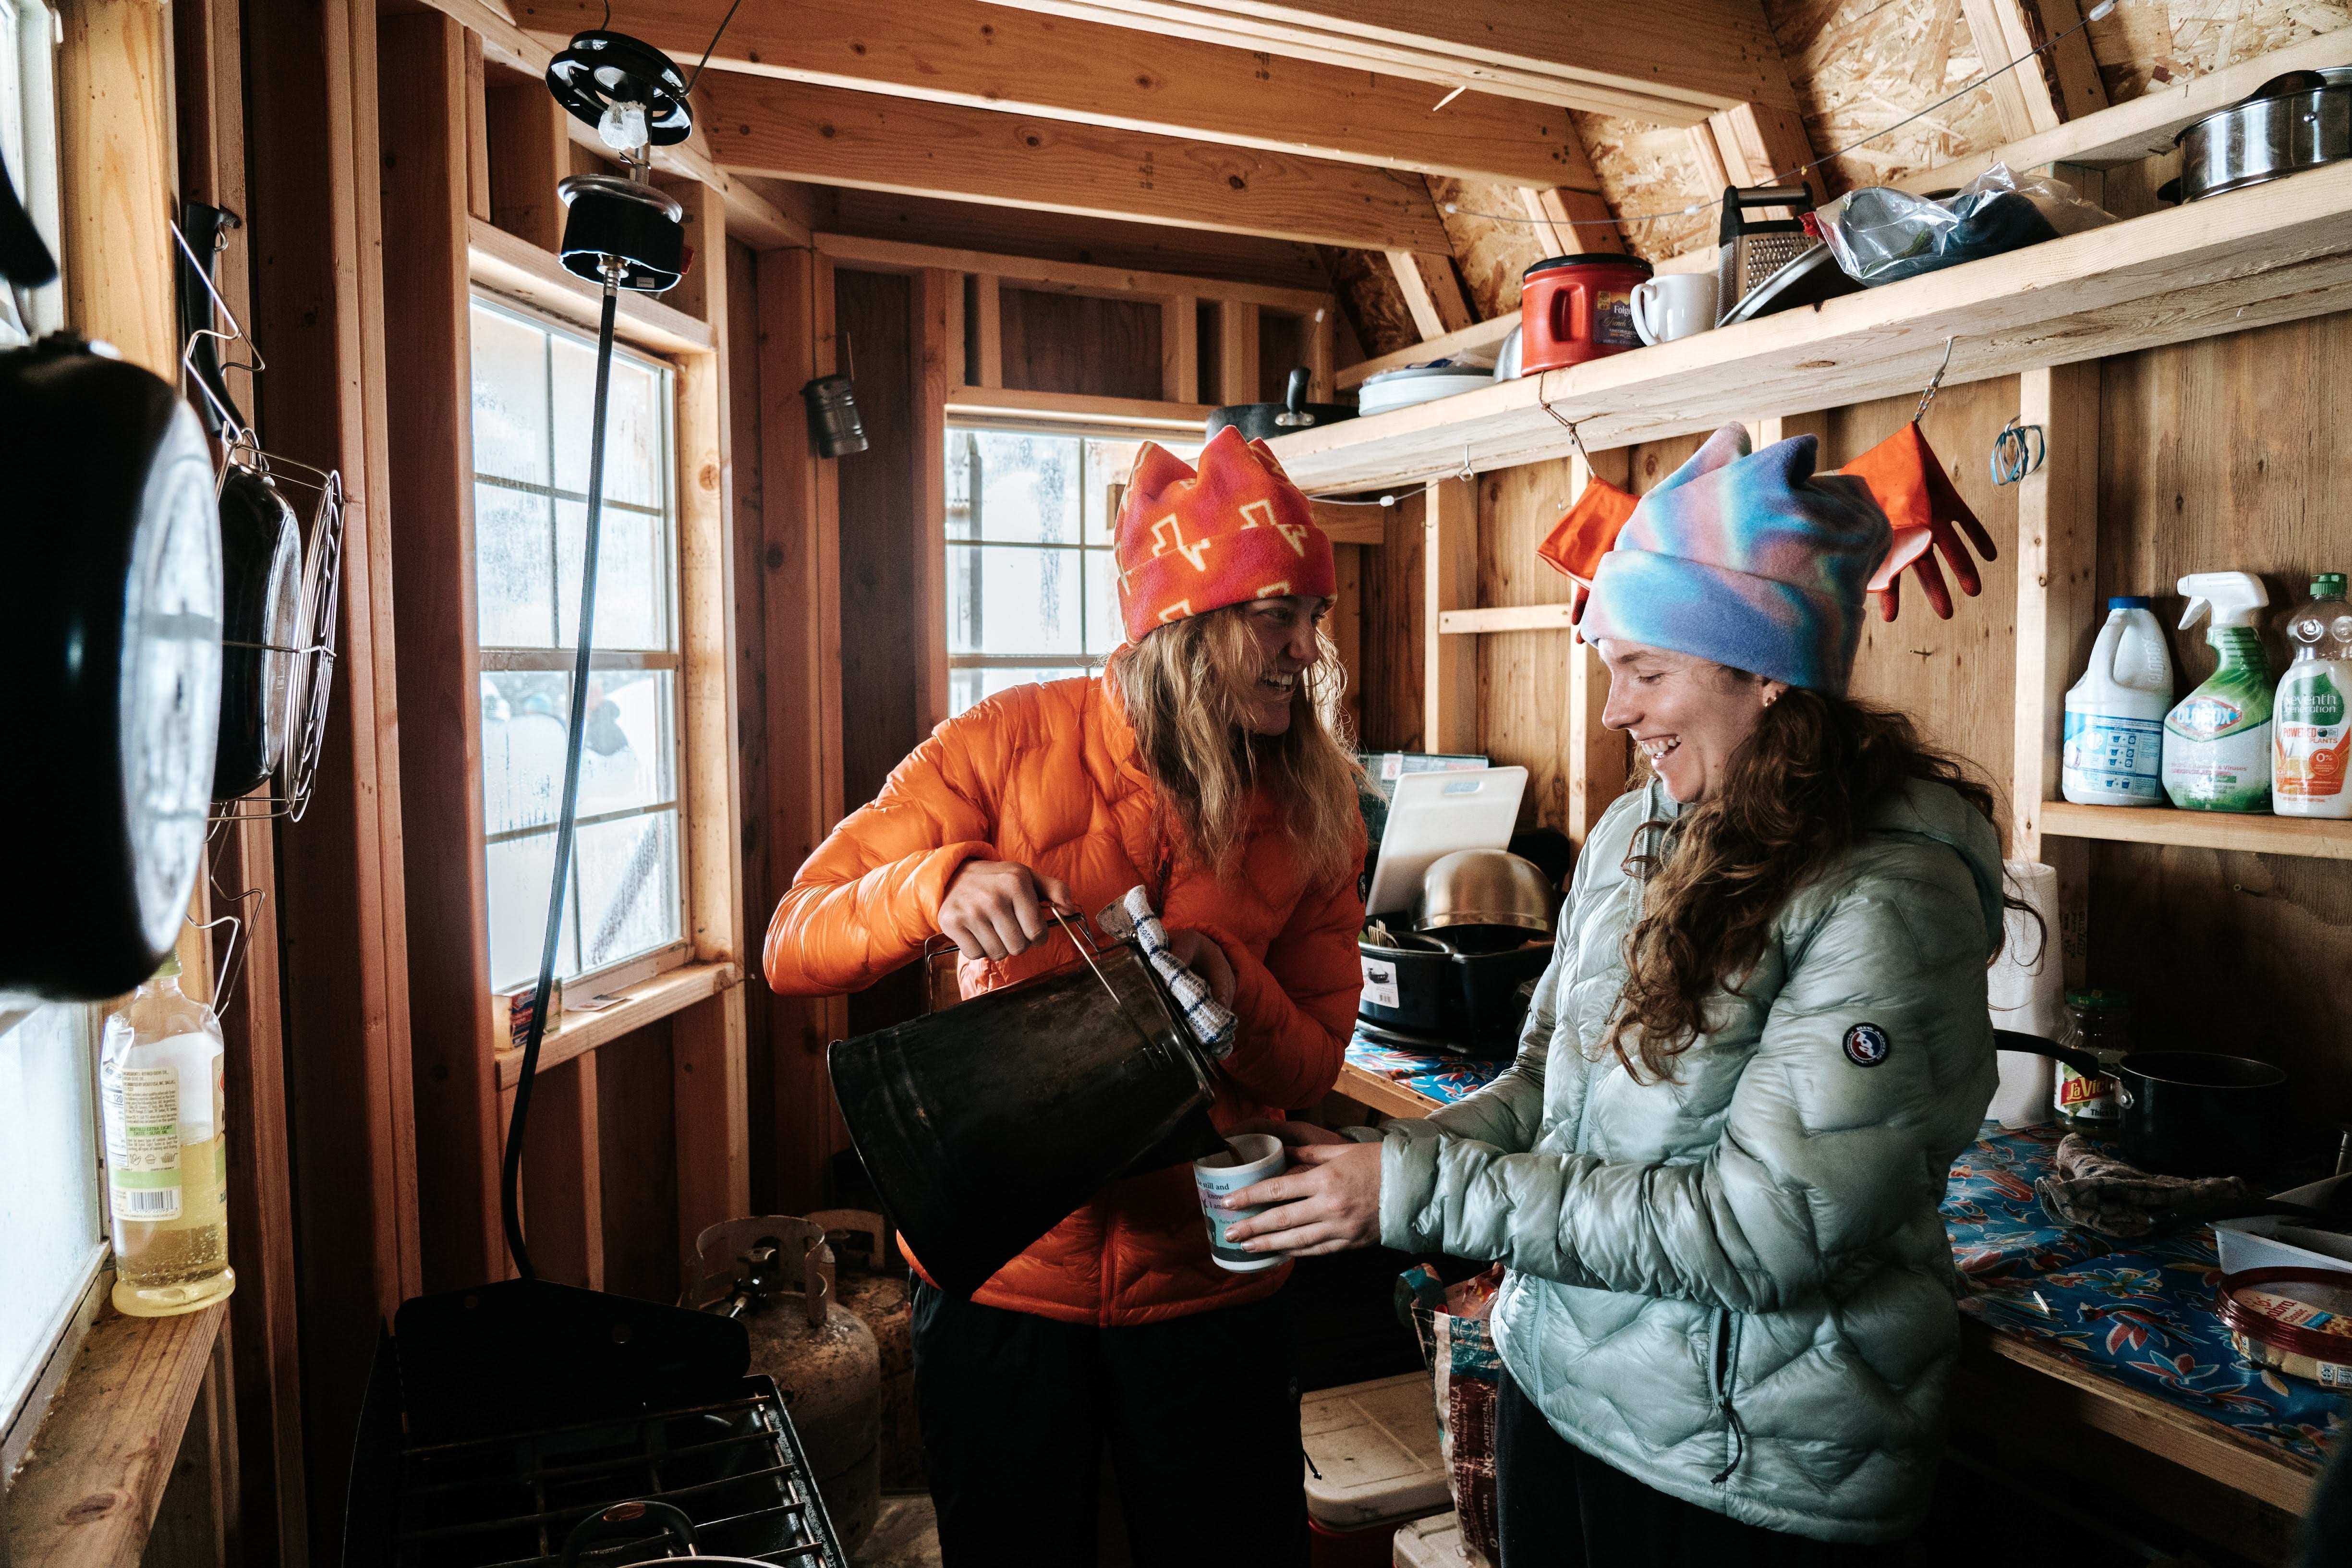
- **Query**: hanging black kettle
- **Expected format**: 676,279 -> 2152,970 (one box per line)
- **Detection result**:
0,154 -> 223,1002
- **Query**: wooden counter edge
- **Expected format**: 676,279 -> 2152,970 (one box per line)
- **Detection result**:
5,1299 -> 228,1568
1334,1060 -> 1444,1121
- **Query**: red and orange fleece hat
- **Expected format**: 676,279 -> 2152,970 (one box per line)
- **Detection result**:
1112,426 -> 1336,643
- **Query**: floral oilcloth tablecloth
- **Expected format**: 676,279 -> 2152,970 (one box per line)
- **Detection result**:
1340,1037 -> 2344,1465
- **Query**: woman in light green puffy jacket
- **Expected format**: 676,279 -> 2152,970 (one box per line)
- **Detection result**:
1226,425 -> 2011,1564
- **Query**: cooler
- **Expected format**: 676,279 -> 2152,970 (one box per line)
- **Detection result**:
1301,1373 -> 1449,1568
1390,1510 -> 1466,1567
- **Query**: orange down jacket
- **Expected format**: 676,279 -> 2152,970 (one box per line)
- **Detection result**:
764,673 -> 1365,1326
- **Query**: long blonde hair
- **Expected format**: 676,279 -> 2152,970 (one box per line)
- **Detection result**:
1108,604 -> 1361,887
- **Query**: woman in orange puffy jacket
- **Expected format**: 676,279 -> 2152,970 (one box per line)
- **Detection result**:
765,427 -> 1366,1567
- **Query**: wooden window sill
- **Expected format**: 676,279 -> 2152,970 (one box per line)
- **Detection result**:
494,957 -> 740,1087
4,1296 -> 227,1568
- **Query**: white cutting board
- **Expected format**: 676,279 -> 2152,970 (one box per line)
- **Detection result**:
1364,766 -> 1528,916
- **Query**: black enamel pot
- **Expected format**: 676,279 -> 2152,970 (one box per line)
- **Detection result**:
1994,1031 -> 2285,1179
1206,366 -> 1355,442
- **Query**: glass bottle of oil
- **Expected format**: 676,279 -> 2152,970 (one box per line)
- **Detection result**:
100,951 -> 235,1315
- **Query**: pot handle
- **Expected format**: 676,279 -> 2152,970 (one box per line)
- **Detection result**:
561,1499 -> 698,1567
2156,176 -> 2182,205
1991,1028 -> 2104,1079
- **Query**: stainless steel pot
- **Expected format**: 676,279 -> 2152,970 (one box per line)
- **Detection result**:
2164,69 -> 2352,203
1413,849 -> 1555,938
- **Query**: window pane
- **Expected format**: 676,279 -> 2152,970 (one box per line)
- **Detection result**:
1083,549 -> 1120,653
553,337 -> 666,509
480,670 -> 673,837
576,809 -> 679,972
470,305 -> 549,486
0,1005 -> 104,1429
949,666 -> 1094,717
949,545 -> 1087,656
946,431 -> 1079,544
485,830 -> 578,990
474,483 -> 555,647
554,498 -> 667,650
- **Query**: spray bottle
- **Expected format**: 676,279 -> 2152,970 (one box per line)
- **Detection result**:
2161,572 -> 2272,812
2274,572 -> 2352,818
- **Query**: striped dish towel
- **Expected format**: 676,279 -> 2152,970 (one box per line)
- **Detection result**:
1096,887 -> 1237,1058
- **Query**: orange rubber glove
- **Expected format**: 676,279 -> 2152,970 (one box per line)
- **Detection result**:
1535,476 -> 1640,626
1836,422 -> 1998,621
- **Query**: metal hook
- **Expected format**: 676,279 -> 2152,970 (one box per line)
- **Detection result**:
1913,336 -> 1956,426
1539,394 -> 1592,464
1988,416 -> 2045,486
1456,440 -> 1476,485
186,888 -> 262,1015
169,221 -> 265,377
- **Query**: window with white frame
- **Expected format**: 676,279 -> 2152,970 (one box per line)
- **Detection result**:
0,1004 -> 106,1453
944,428 -> 1200,716
0,0 -> 63,347
469,298 -> 686,993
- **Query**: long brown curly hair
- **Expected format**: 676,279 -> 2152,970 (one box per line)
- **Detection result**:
1600,673 -> 2005,1082
1108,603 -> 1362,887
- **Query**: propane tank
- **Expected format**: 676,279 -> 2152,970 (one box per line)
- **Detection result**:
686,1216 -> 882,1553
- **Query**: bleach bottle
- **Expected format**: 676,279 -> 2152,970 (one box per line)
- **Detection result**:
2161,572 -> 2271,812
2062,597 -> 2173,806
2274,572 -> 2352,818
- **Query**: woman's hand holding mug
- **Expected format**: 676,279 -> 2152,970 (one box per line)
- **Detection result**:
1217,1119 -> 1382,1257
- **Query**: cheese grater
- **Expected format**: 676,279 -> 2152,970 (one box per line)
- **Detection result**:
1714,185 -> 1818,326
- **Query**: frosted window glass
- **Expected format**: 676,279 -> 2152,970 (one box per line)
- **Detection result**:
0,1005 -> 105,1434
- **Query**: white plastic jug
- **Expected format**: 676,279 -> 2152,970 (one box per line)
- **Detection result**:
2061,597 -> 2173,806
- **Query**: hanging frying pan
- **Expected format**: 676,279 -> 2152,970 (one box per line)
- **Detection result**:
211,459 -> 302,801
0,156 -> 223,1003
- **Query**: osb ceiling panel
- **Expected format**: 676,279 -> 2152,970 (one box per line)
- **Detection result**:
1426,177 -> 1557,319
1767,0 -> 2008,193
1573,113 -> 1718,264
2084,0 -> 2350,101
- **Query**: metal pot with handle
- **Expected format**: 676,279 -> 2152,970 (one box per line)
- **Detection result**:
1205,365 -> 1356,442
2161,68 -> 2352,203
1994,1030 -> 2286,1178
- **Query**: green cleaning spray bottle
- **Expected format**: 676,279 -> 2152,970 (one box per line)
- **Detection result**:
2161,571 -> 2272,812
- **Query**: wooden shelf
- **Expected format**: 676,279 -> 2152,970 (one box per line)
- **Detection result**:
2039,802 -> 2352,861
1439,604 -> 1577,634
494,959 -> 740,1087
1267,161 -> 2352,493
945,384 -> 1217,433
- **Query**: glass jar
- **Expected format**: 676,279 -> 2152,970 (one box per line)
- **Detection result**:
2052,987 -> 2131,1128
100,951 -> 236,1315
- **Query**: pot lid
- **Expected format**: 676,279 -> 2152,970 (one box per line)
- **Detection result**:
1525,253 -> 1654,277
1363,364 -> 1496,384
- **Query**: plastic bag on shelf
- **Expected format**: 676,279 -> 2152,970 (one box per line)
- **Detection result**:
1815,163 -> 2116,286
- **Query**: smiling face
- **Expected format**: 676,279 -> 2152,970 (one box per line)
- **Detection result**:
1597,640 -> 1787,802
1235,596 -> 1331,735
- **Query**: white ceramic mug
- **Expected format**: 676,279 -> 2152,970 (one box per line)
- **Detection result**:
1193,1133 -> 1288,1273
1631,273 -> 1720,345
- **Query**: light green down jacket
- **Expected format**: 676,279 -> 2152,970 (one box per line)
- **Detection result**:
1368,776 -> 2002,1542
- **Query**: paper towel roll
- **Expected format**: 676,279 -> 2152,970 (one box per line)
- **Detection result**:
1987,860 -> 2064,1128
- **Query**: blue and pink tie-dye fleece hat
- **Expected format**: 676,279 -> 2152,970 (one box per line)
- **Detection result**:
1579,423 -> 1890,695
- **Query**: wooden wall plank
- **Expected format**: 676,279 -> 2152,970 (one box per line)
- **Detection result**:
597,1020 -> 681,1301
517,1054 -> 605,1290
997,288 -> 1165,401
484,66 -> 569,251
1218,300 -> 1259,407
703,74 -> 1453,254
1422,476 -> 1479,754
674,985 -> 752,1273
755,246 -> 852,1214
2013,362 -> 2101,867
1355,489 -> 1426,749
1329,542 -> 1364,745
58,0 -> 178,378
971,273 -> 1004,389
246,0 -> 421,1533
1162,293 -> 1199,404
915,268 -> 954,736
379,8 -> 504,1299
726,240 -> 776,1211
462,33 -> 492,223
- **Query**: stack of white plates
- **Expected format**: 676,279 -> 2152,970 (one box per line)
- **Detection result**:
1357,364 -> 1495,415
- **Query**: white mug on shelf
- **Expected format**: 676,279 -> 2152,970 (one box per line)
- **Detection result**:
1631,273 -> 1720,345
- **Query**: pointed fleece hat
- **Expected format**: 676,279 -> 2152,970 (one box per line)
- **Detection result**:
1579,423 -> 1890,694
1113,426 -> 1336,642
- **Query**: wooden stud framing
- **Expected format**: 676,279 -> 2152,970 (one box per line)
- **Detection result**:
758,244 -> 851,1214
462,34 -> 492,222
1218,300 -> 1259,407
1161,293 -> 1200,405
674,986 -> 752,1281
971,274 -> 1004,390
467,216 -> 715,355
1422,476 -> 1479,754
813,231 -> 1334,316
1690,102 -> 1828,209
1306,307 -> 1334,403
1957,0 -> 2097,141
1384,251 -> 1476,340
379,8 -> 504,1297
1566,449 -> 1632,844
484,67 -> 570,251
514,0 -> 1597,189
702,74 -> 1453,254
915,268 -> 955,736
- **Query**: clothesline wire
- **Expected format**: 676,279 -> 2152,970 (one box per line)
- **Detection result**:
1429,0 -> 2116,229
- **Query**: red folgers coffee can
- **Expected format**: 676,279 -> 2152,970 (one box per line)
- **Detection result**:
1519,254 -> 1654,373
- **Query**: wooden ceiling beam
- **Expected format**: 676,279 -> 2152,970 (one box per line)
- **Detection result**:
514,0 -> 1597,190
981,0 -> 1798,124
1384,251 -> 1476,339
701,74 -> 1454,253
